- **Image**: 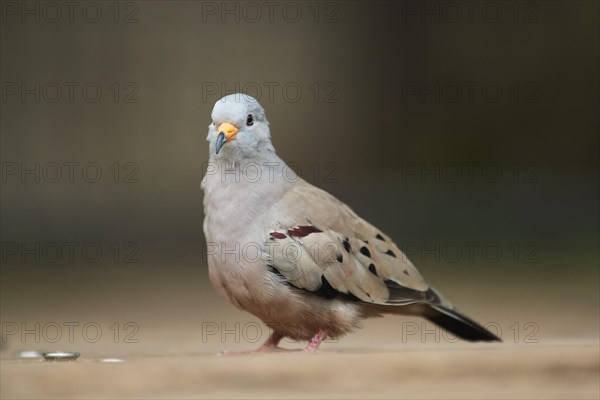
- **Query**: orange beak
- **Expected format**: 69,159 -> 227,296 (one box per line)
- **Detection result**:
215,122 -> 239,154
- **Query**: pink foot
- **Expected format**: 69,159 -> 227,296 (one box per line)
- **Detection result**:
219,332 -> 295,356
304,328 -> 327,352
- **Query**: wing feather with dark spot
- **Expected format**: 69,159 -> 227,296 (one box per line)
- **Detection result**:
265,220 -> 437,306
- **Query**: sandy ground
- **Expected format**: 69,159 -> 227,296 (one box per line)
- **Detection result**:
1,341 -> 599,399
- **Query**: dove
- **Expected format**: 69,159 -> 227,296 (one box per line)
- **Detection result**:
202,93 -> 501,353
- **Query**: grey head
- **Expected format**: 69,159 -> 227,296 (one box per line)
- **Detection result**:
207,94 -> 273,159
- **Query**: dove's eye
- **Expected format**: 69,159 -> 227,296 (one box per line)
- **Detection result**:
246,114 -> 254,126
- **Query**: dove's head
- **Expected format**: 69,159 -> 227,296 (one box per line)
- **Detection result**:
208,94 -> 273,158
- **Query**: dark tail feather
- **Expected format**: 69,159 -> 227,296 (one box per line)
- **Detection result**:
426,305 -> 501,342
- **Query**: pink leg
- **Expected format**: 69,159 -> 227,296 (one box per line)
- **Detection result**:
220,332 -> 291,356
304,329 -> 327,352
258,331 -> 283,350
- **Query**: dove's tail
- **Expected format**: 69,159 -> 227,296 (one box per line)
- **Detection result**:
426,305 -> 502,342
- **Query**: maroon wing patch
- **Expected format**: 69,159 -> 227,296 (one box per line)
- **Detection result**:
269,232 -> 287,239
287,225 -> 323,237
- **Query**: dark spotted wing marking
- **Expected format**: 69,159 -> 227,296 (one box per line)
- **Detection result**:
267,226 -> 434,306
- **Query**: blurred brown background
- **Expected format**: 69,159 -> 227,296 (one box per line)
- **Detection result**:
1,1 -> 598,399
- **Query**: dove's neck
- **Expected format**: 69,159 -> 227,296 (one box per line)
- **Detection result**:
202,149 -> 296,212
202,149 -> 297,242
207,147 -> 283,172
